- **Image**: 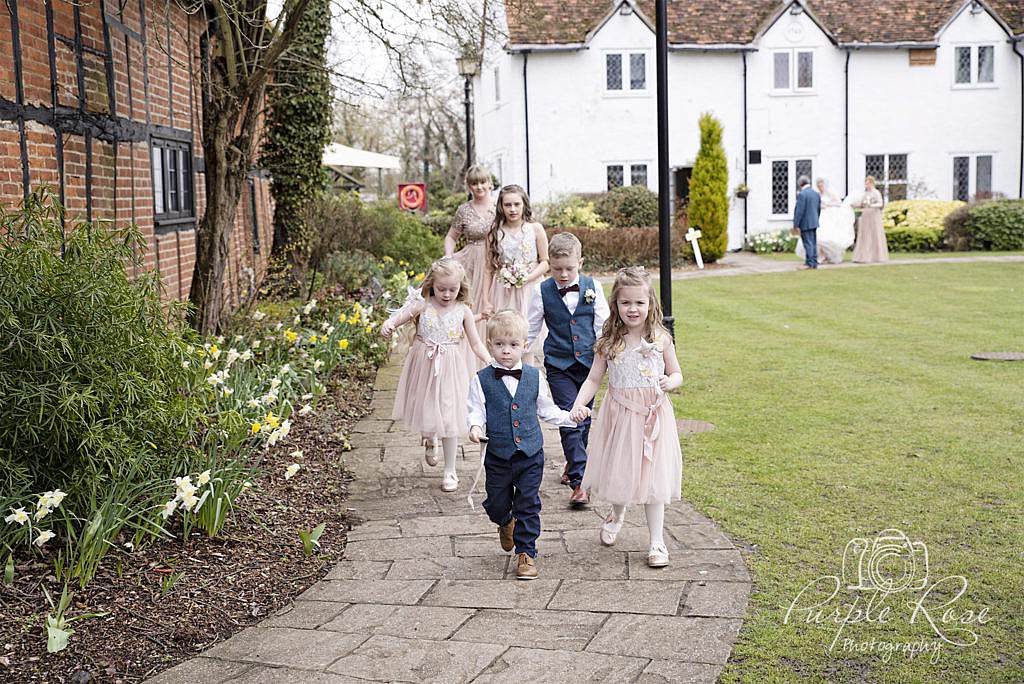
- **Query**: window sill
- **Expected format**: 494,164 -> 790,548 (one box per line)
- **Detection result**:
950,83 -> 998,91
768,89 -> 817,97
603,89 -> 652,99
155,215 -> 197,232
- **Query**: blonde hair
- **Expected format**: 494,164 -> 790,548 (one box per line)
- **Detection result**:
487,184 -> 534,272
548,232 -> 582,260
595,266 -> 669,360
865,175 -> 876,186
413,257 -> 470,328
465,164 -> 492,187
485,309 -> 528,343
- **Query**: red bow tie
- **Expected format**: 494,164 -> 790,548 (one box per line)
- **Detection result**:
558,283 -> 580,297
494,367 -> 522,380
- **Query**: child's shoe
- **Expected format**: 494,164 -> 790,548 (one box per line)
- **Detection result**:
423,436 -> 439,467
498,518 -> 516,552
515,552 -> 538,580
600,515 -> 623,546
560,462 -> 570,486
647,542 -> 670,568
441,471 -> 459,492
569,485 -> 589,508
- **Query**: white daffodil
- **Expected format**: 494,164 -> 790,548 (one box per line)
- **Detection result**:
298,404 -> 313,416
179,491 -> 199,512
240,349 -> 253,362
252,340 -> 261,349
36,492 -> 53,510
262,392 -> 278,405
124,542 -> 134,551
48,489 -> 66,508
206,373 -> 223,387
234,334 -> 244,342
221,387 -> 234,397
279,363 -> 291,375
160,499 -> 178,519
181,360 -> 190,369
215,335 -> 225,344
5,507 -> 29,525
34,530 -> 55,547
252,310 -> 267,321
34,507 -> 51,522
293,315 -> 301,325
240,481 -> 253,494
267,419 -> 292,447
203,359 -> 214,370
174,476 -> 196,497
326,325 -> 335,335
303,299 -> 318,315
246,398 -> 262,409
313,359 -> 324,372
274,322 -> 283,331
290,448 -> 304,459
197,470 -> 212,486
270,377 -> 282,390
225,348 -> 241,366
284,463 -> 301,480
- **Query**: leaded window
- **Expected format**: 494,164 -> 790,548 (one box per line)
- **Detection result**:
794,159 -> 813,190
797,51 -> 813,89
606,54 -> 622,91
953,156 -> 970,201
773,52 -> 790,90
631,164 -> 648,188
607,165 -> 624,190
955,47 -> 972,84
976,155 -> 992,197
151,138 -> 195,224
978,46 -> 994,83
865,154 -> 908,201
865,155 -> 885,182
772,160 -> 789,215
630,53 -> 646,90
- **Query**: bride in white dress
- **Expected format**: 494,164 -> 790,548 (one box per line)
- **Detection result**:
796,178 -> 856,264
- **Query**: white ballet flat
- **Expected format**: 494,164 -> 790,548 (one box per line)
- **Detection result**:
600,516 -> 623,546
441,472 -> 459,492
424,436 -> 439,467
647,542 -> 670,568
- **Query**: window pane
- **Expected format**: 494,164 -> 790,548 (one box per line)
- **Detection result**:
795,159 -> 812,190
179,149 -> 191,215
772,160 -> 789,214
606,54 -> 622,90
955,47 -> 971,84
977,46 -> 994,83
629,53 -> 646,89
976,155 -> 992,196
953,156 -> 970,201
494,67 -> 501,101
167,148 -> 179,212
152,145 -> 164,214
888,183 -> 907,201
773,52 -> 790,89
630,163 -> 648,188
889,154 -> 907,182
865,154 -> 885,182
607,165 -> 624,190
797,51 -> 813,88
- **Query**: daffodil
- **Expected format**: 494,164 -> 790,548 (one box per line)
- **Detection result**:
246,398 -> 262,409
240,481 -> 253,494
34,507 -> 50,522
48,490 -> 66,508
303,299 -> 318,315
179,491 -> 199,511
252,310 -> 267,321
279,364 -> 291,375
313,359 -> 324,372
221,387 -> 233,397
175,476 -> 196,497
197,470 -> 212,486
34,530 -> 55,547
160,499 -> 178,519
301,393 -> 313,401
181,360 -> 191,368
233,334 -> 244,342
338,339 -> 350,350
284,328 -> 299,343
293,315 -> 301,326
326,325 -> 335,335
5,507 -> 28,525
203,359 -> 214,370
284,463 -> 301,480
383,255 -> 393,263
36,492 -> 53,510
299,404 -> 313,416
264,412 -> 280,429
252,339 -> 261,349
267,419 -> 292,447
209,345 -> 222,359
364,325 -> 373,334
225,348 -> 241,365
270,377 -> 282,390
215,335 -> 225,345
240,349 -> 254,361
274,322 -> 284,331
290,448 -> 304,459
251,422 -> 262,434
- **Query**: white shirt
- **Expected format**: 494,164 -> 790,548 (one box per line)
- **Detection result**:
467,362 -> 578,432
526,276 -> 610,348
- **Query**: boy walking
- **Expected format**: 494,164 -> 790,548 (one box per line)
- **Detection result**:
527,233 -> 609,508
468,310 -> 582,579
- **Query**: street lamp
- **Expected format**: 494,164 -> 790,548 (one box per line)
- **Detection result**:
456,54 -> 480,174
655,0 -> 673,337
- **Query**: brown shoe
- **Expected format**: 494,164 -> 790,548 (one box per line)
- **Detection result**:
569,485 -> 589,508
515,552 -> 538,580
560,463 -> 570,486
498,518 -> 516,552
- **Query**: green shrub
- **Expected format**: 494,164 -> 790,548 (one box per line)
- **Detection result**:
942,204 -> 973,250
885,227 -> 942,252
369,202 -> 443,270
548,225 -> 687,270
883,200 -> 964,233
965,199 -> 1024,250
746,229 -> 797,254
542,195 -> 609,229
687,113 -> 729,262
323,249 -> 385,294
596,186 -> 658,227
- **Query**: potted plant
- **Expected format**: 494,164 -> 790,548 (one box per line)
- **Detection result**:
734,183 -> 750,199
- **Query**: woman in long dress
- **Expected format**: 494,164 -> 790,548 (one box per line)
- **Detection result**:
852,176 -> 889,263
797,177 -> 855,264
445,165 -> 494,366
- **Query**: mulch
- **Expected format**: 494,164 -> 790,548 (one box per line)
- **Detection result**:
0,364 -> 376,683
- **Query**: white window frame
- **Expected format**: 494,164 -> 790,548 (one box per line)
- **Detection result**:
768,157 -> 815,219
603,50 -> 650,96
952,44 -> 997,89
771,49 -> 815,95
950,153 -> 996,200
493,66 -> 501,103
864,153 -> 910,201
605,161 -> 651,190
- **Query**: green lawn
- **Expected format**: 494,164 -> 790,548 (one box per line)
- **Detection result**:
668,262 -> 1024,682
758,250 -> 1024,261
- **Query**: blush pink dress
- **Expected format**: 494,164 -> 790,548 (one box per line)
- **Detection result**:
488,224 -> 545,361
582,337 -> 683,505
449,202 -> 493,369
391,303 -> 471,439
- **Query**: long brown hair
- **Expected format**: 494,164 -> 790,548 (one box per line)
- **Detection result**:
595,266 -> 669,360
486,184 -> 533,272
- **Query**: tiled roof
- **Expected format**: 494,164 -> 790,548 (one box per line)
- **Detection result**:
504,0 -> 1024,47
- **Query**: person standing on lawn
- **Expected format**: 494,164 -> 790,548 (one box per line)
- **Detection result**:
526,232 -> 609,508
793,175 -> 821,270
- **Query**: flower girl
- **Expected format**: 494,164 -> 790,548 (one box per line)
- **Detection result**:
570,267 -> 683,567
382,257 -> 491,491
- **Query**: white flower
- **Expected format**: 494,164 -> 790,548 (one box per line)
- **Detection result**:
284,463 -> 301,480
584,288 -> 597,303
179,491 -> 199,511
221,387 -> 234,397
215,335 -> 225,344
48,489 -> 66,508
252,310 -> 267,321
262,391 -> 279,405
206,373 -> 223,387
252,340 -> 261,349
34,507 -> 51,522
313,359 -> 324,371
160,499 -> 178,519
298,404 -> 313,416
36,492 -> 53,510
124,542 -> 134,551
5,507 -> 29,525
274,322 -> 283,331
240,481 -> 253,494
270,377 -> 282,390
210,347 -> 222,359
301,393 -> 313,401
225,348 -> 241,366
174,476 -> 196,497
303,299 -> 318,315
181,360 -> 191,368
203,359 -> 214,370
34,530 -> 55,547
267,419 -> 292,447
240,349 -> 254,362
293,315 -> 301,325
290,448 -> 304,459
326,325 -> 335,335
246,398 -> 262,409
234,334 -> 244,342
197,470 -> 212,486
279,364 -> 291,375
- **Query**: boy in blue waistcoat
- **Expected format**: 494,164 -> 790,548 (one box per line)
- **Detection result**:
527,232 -> 609,508
468,310 -> 584,579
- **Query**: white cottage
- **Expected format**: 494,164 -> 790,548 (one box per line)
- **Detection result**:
473,0 -> 1024,249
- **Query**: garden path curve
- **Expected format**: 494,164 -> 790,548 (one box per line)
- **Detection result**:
148,360 -> 751,683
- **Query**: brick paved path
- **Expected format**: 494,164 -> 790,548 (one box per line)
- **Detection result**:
150,358 -> 751,683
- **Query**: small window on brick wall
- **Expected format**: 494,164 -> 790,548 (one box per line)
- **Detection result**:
152,138 -> 195,224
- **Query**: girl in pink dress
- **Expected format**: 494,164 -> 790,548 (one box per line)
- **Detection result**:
571,267 -> 683,568
484,184 -> 549,363
382,258 -> 491,492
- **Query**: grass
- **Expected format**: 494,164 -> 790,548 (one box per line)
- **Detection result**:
667,262 -> 1024,683
758,250 -> 1024,261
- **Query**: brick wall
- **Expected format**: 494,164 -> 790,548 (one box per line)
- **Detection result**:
0,0 -> 274,308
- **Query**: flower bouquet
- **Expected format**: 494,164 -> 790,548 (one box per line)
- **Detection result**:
498,262 -> 528,289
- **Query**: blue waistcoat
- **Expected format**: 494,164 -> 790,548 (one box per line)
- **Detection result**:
478,364 -> 544,459
541,275 -> 597,370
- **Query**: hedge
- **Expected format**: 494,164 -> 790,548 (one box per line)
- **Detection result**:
547,222 -> 689,270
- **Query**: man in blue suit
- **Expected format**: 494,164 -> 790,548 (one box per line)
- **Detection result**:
793,175 -> 820,270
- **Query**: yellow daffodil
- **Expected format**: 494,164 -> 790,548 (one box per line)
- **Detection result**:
284,328 -> 299,343
5,507 -> 28,525
416,272 -> 424,280
383,255 -> 393,263
338,339 -> 350,350
251,422 -> 262,434
364,325 -> 373,334
264,412 -> 280,429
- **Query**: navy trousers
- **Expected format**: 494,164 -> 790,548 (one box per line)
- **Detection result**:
545,361 -> 592,489
482,448 -> 544,558
800,229 -> 819,268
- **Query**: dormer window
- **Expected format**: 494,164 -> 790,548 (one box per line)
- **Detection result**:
954,45 -> 995,87
605,52 -> 647,93
772,49 -> 814,93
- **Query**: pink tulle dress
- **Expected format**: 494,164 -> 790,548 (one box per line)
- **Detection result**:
449,202 -> 493,369
582,337 -> 683,505
488,224 -> 545,360
391,303 -> 471,439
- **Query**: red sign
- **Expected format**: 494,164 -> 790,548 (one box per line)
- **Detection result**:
398,183 -> 427,212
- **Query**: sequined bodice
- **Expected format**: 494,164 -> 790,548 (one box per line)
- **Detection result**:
454,203 -> 493,244
498,226 -> 538,266
417,304 -> 465,345
608,339 -> 665,389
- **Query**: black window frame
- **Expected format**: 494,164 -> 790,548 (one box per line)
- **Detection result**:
152,137 -> 196,226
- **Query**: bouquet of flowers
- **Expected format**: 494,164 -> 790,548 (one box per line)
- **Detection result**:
498,263 -> 528,289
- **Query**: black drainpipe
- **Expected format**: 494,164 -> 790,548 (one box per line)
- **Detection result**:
522,51 -> 531,195
742,50 -> 748,239
844,49 -> 851,197
1014,38 -> 1024,199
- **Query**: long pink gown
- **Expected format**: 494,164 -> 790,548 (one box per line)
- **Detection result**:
488,223 -> 545,361
449,202 -> 493,369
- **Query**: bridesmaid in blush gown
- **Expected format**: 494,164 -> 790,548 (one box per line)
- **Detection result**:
852,176 -> 889,263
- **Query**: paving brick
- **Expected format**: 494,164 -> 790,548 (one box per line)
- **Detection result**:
473,646 -> 647,682
319,604 -> 475,640
548,579 -> 687,615
327,634 -> 504,683
451,609 -> 607,651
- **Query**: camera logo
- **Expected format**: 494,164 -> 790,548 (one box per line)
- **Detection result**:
842,528 -> 930,593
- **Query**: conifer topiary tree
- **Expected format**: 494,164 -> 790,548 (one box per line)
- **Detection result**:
686,113 -> 729,262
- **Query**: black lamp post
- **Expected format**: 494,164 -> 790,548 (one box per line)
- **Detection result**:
456,54 -> 480,174
655,0 -> 673,337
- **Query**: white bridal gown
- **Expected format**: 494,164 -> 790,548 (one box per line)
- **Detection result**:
796,189 -> 856,264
